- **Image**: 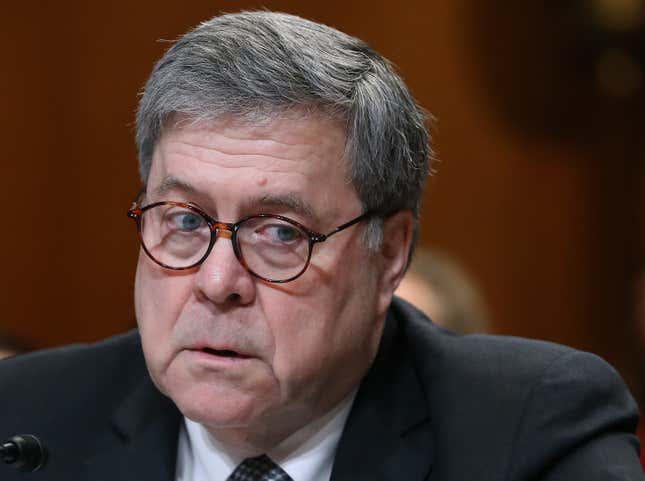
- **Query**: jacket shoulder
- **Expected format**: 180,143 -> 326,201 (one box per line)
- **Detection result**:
0,330 -> 143,385
389,298 -> 642,479
392,297 -> 609,385
0,330 -> 146,436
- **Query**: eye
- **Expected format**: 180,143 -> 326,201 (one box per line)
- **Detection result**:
238,216 -> 308,250
270,224 -> 301,243
252,221 -> 305,245
169,211 -> 204,231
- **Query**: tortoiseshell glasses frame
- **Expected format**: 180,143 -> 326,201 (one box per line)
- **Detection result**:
127,200 -> 374,283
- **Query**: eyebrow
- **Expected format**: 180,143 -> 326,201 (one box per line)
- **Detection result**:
243,194 -> 319,224
150,176 -> 196,197
149,176 -> 320,224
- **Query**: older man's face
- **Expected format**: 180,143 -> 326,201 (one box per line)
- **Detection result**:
134,115 -> 404,446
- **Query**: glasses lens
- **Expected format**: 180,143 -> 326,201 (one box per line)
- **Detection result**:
139,204 -> 211,268
237,216 -> 311,281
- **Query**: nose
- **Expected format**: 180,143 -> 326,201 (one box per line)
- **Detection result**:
193,228 -> 256,305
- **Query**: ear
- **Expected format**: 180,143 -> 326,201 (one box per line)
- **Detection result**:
376,210 -> 415,315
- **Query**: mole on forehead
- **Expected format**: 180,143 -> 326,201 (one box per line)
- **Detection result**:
255,175 -> 268,186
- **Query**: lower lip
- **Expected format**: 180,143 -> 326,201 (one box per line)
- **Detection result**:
184,349 -> 253,365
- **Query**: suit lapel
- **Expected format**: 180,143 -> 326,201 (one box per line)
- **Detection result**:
84,377 -> 181,481
330,310 -> 434,481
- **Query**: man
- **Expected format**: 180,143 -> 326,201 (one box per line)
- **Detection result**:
0,11 -> 642,480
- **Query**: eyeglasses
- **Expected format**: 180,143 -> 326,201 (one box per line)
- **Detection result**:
127,201 -> 373,283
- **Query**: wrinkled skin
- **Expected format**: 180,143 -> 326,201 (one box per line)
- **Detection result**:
135,114 -> 413,454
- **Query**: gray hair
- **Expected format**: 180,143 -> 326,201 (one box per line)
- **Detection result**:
136,11 -> 432,250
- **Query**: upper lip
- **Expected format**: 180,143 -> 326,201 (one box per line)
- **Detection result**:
188,343 -> 253,358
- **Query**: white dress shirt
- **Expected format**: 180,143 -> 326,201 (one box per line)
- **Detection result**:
175,391 -> 356,481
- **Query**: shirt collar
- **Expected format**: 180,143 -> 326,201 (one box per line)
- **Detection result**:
178,390 -> 356,481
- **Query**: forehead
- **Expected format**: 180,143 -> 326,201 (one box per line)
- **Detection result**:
147,114 -> 360,221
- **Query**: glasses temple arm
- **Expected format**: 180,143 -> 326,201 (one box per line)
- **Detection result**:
321,211 -> 375,240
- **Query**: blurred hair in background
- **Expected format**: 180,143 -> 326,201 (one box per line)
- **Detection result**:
0,330 -> 28,360
396,248 -> 490,334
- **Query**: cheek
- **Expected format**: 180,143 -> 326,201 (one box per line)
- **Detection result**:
260,261 -> 380,390
253,287 -> 328,391
135,256 -> 193,357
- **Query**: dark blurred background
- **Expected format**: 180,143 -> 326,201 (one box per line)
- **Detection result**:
2,1 -> 644,398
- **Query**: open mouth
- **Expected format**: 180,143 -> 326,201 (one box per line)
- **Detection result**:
201,347 -> 249,359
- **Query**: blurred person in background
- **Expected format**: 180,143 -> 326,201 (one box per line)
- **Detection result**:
395,248 -> 490,334
0,329 -> 27,360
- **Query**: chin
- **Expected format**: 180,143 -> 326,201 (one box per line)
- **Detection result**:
172,381 -> 271,429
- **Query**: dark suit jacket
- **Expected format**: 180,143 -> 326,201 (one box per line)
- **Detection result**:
1,298 -> 643,480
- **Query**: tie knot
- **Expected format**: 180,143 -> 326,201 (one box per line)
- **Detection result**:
227,455 -> 293,481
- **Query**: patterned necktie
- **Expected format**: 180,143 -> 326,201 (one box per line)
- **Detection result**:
227,455 -> 294,481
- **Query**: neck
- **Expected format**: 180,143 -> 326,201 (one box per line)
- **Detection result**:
204,389 -> 357,460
